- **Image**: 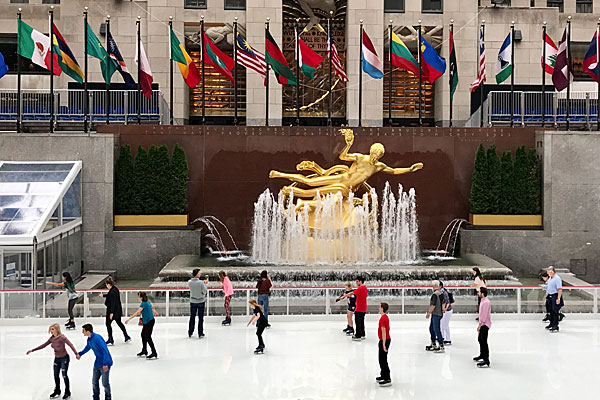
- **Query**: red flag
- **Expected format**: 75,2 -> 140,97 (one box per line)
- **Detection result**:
135,37 -> 153,99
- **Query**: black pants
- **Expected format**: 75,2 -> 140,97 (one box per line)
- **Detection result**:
67,298 -> 77,321
141,318 -> 156,354
256,325 -> 266,348
548,294 -> 564,328
106,314 -> 128,340
378,339 -> 391,380
478,325 -> 489,361
355,311 -> 366,338
189,302 -> 205,336
53,355 -> 70,392
545,296 -> 551,315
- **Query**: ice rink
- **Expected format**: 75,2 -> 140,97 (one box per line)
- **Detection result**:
0,316 -> 598,399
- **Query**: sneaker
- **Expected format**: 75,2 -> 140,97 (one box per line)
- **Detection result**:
473,356 -> 484,362
50,390 -> 61,399
62,391 -> 71,400
443,341 -> 452,346
146,353 -> 158,360
137,351 -> 147,357
105,338 -> 114,346
199,334 -> 205,339
549,326 -> 559,333
477,360 -> 490,368
124,335 -> 132,343
378,379 -> 392,387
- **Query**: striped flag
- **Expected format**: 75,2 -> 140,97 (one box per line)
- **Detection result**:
235,32 -> 266,80
328,37 -> 348,82
542,31 -> 558,74
470,27 -> 486,92
362,29 -> 383,79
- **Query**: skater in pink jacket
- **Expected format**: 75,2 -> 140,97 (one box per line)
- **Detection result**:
218,271 -> 234,325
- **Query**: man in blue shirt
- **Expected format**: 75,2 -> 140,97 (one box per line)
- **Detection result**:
545,266 -> 564,333
76,324 -> 113,400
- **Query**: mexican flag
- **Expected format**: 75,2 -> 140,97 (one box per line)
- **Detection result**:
265,30 -> 296,85
297,32 -> 323,79
17,20 -> 61,75
495,32 -> 512,84
390,32 -> 418,76
543,31 -> 558,74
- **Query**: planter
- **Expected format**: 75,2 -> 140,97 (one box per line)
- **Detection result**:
114,215 -> 189,227
469,214 -> 542,227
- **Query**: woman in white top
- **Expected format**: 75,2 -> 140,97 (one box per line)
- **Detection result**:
471,267 -> 487,317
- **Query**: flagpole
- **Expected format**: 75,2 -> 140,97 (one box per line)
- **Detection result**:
418,20 -> 422,127
328,12 -> 333,127
566,16 -> 571,131
169,16 -> 173,125
480,21 -> 485,127
16,8 -> 22,133
233,17 -> 238,126
449,20 -> 453,128
49,6 -> 55,133
388,20 -> 393,127
295,19 -> 300,126
137,16 -> 141,125
542,21 -> 546,128
265,17 -> 270,127
597,18 -> 599,131
201,15 -> 206,125
510,21 -> 514,128
84,7 -> 89,133
105,15 -> 111,125
359,20 -> 363,128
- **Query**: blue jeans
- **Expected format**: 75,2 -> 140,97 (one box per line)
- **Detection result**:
429,315 -> 444,344
92,366 -> 111,400
258,294 -> 270,321
189,302 -> 205,336
53,355 -> 70,391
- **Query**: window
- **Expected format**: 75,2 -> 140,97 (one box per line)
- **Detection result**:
547,0 -> 563,12
224,0 -> 245,9
184,0 -> 206,9
0,34 -> 49,75
10,0 -> 28,3
42,0 -> 60,3
422,0 -> 442,13
385,0 -> 405,12
576,0 -> 592,13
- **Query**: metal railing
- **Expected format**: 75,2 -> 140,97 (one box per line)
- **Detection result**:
0,285 -> 597,319
489,90 -> 599,128
0,89 -> 165,125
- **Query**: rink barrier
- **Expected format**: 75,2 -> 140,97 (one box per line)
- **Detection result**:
0,285 -> 598,319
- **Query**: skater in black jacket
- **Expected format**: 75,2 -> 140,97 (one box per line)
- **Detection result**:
247,299 -> 268,354
98,277 -> 131,345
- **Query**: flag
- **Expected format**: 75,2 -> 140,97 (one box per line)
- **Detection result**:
135,37 -> 153,99
202,29 -> 234,83
542,31 -> 558,74
328,37 -> 348,82
108,31 -> 136,88
495,32 -> 512,84
420,35 -> 446,83
86,22 -> 117,84
52,24 -> 84,83
391,32 -> 418,76
362,29 -> 383,79
582,31 -> 599,82
17,20 -> 61,75
470,27 -> 486,92
297,31 -> 323,79
0,52 -> 8,79
449,29 -> 458,101
265,30 -> 296,85
552,28 -> 573,91
170,27 -> 201,88
235,32 -> 267,80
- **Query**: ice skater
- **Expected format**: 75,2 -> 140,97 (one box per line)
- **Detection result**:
125,291 -> 159,359
98,277 -> 131,345
440,281 -> 453,346
471,267 -> 487,319
474,287 -> 491,367
335,281 -> 356,335
545,266 -> 564,333
188,269 -> 208,338
425,280 -> 446,353
376,302 -> 392,387
46,272 -> 78,330
76,324 -> 113,400
338,276 -> 368,341
247,299 -> 268,354
27,323 -> 79,399
256,270 -> 273,328
218,271 -> 234,325
541,271 -> 564,323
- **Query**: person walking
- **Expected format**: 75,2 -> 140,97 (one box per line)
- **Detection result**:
188,269 -> 208,338
545,266 -> 564,333
440,281 -> 453,346
46,272 -> 78,330
125,291 -> 159,359
256,270 -> 273,328
335,282 -> 356,335
99,277 -> 131,345
247,299 -> 268,354
218,271 -> 234,326
76,324 -> 113,400
338,276 -> 368,341
27,323 -> 78,399
471,267 -> 487,319
376,302 -> 392,387
425,280 -> 446,353
474,287 -> 491,368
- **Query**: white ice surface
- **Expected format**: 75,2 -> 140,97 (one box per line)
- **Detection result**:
0,316 -> 598,399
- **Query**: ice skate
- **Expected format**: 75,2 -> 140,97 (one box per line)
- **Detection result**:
105,338 -> 114,346
62,391 -> 71,400
425,341 -> 436,351
378,379 -> 392,387
49,389 -> 61,399
345,327 -> 354,336
146,353 -> 158,360
254,346 -> 264,355
477,360 -> 490,368
222,317 -> 231,326
65,321 -> 75,330
137,351 -> 147,357
124,335 -> 132,343
434,344 -> 445,353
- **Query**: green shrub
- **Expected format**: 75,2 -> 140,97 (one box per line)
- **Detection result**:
170,144 -> 189,214
527,149 -> 541,214
115,145 -> 134,214
486,145 -> 501,214
512,146 -> 529,214
499,151 -> 514,214
470,144 -> 489,214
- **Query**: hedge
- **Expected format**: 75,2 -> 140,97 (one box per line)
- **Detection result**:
115,144 -> 189,215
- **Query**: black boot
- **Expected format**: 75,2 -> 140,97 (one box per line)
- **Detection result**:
62,389 -> 71,399
49,389 -> 61,399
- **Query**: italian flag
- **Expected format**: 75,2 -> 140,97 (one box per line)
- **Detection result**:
297,32 -> 323,79
390,32 -> 419,76
170,27 -> 201,88
543,31 -> 558,75
265,30 -> 296,85
202,30 -> 234,83
18,20 -> 61,75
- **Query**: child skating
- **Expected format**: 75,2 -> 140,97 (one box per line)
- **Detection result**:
335,282 -> 356,336
247,299 -> 268,354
